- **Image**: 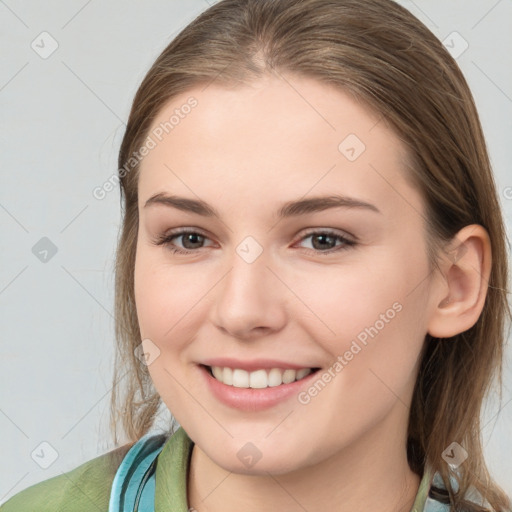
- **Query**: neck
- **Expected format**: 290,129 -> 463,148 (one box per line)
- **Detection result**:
186,410 -> 421,512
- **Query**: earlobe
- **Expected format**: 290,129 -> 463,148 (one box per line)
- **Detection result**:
427,225 -> 492,339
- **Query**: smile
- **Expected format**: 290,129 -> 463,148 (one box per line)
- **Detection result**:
206,365 -> 319,388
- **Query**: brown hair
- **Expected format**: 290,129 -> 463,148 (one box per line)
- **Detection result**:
109,0 -> 511,509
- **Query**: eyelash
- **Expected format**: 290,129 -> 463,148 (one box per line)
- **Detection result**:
152,228 -> 357,256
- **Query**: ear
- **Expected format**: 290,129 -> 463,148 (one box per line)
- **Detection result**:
427,224 -> 492,339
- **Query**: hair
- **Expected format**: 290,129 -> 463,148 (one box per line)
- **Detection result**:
109,0 -> 511,510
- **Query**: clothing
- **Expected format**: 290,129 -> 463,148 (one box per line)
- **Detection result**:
0,426 -> 467,511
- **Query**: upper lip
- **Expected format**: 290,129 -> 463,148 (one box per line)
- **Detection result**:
200,357 -> 319,372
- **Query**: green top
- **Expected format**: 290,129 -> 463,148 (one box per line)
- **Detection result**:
1,426 -> 431,511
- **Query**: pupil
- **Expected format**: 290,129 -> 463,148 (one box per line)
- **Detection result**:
184,233 -> 203,248
313,234 -> 333,250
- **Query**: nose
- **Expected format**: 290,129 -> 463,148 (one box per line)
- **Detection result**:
209,244 -> 287,340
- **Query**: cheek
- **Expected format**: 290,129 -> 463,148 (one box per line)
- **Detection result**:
293,254 -> 412,348
343,262 -> 427,381
134,246 -> 217,351
301,247 -> 428,386
294,284 -> 426,450
135,247 -> 185,336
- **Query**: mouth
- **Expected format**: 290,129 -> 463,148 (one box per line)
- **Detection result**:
201,364 -> 321,389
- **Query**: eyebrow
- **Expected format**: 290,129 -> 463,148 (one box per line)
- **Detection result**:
143,193 -> 381,218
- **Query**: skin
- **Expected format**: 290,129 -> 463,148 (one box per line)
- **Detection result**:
133,72 -> 491,512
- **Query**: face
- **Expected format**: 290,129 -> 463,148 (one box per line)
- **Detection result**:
134,73 -> 438,475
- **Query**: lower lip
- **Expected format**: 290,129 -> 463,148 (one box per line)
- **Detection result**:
199,365 -> 320,412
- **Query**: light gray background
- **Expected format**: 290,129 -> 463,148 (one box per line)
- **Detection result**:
1,0 -> 511,504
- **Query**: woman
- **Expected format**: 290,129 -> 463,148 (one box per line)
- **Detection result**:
2,0 -> 510,510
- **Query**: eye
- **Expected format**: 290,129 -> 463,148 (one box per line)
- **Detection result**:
295,229 -> 357,255
152,228 -> 357,256
152,229 -> 213,255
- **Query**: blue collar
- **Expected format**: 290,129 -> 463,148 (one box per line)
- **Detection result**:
109,432 -> 167,512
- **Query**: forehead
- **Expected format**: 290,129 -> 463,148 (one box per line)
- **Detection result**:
137,73 -> 422,221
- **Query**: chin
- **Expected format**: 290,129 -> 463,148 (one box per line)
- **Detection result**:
209,446 -> 305,476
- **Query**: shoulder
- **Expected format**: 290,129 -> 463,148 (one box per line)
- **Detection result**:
0,443 -> 132,512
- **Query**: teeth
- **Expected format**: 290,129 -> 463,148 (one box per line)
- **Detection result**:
209,366 -> 314,388
233,369 -> 249,388
296,368 -> 311,380
249,369 -> 267,389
